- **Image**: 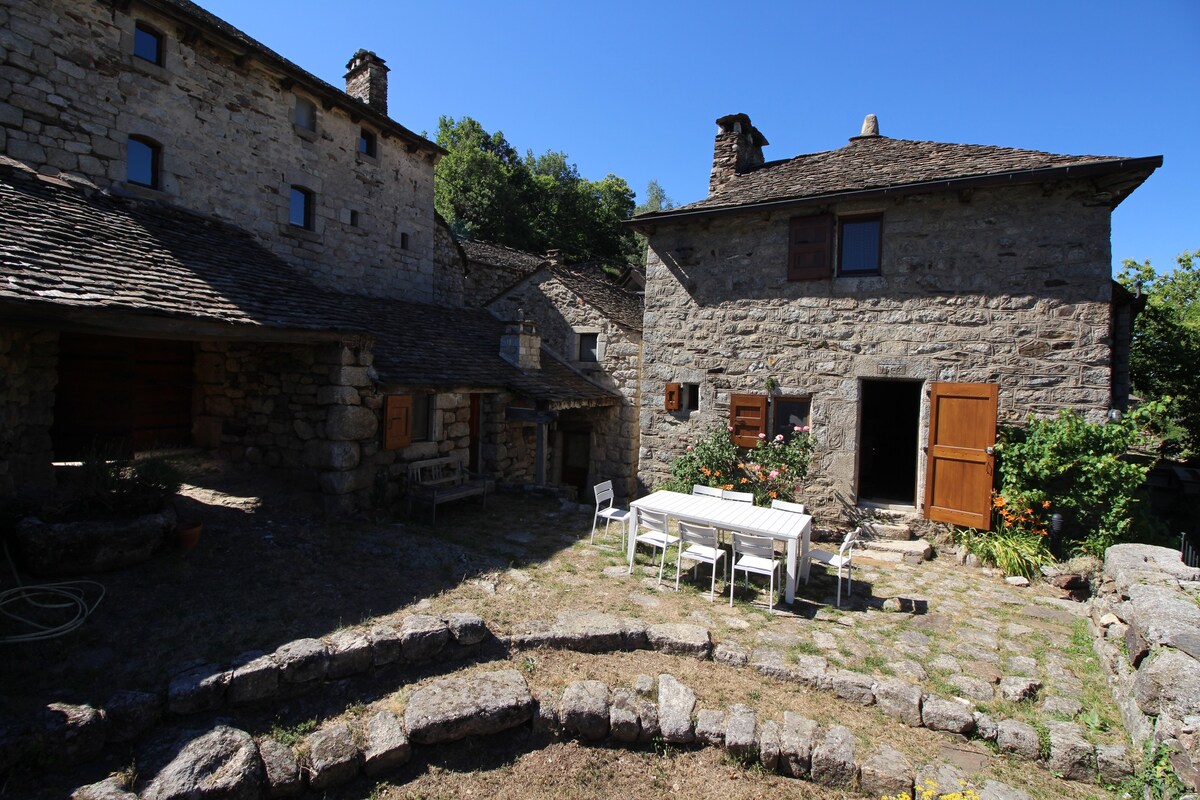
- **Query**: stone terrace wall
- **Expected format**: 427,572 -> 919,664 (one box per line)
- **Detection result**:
639,181 -> 1114,516
1092,543 -> 1200,790
1,0 -> 449,303
488,275 -> 641,498
0,328 -> 57,497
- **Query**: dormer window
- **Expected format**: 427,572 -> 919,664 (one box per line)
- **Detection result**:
133,22 -> 163,66
294,96 -> 317,132
358,129 -> 377,158
127,136 -> 161,189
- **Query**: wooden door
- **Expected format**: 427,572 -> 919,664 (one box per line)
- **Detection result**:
923,382 -> 998,530
729,394 -> 768,448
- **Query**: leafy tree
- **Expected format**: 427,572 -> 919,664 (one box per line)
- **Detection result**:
433,116 -> 637,264
1118,250 -> 1200,455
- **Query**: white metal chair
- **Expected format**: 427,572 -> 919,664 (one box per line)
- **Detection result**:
722,489 -> 754,503
627,509 -> 679,583
692,484 -> 723,498
674,521 -> 727,602
770,498 -> 807,515
591,481 -> 630,548
807,527 -> 863,608
730,532 -> 782,609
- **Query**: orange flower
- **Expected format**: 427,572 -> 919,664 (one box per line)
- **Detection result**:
1042,500 -> 1051,509
769,490 -> 778,498
993,495 -> 1007,509
714,471 -> 721,477
740,477 -> 749,484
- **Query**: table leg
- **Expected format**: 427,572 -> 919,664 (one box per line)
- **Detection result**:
785,536 -> 798,604
799,519 -> 812,582
626,507 -> 638,573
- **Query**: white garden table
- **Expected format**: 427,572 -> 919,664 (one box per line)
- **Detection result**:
628,490 -> 813,604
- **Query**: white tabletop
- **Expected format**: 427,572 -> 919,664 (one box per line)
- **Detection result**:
630,490 -> 810,540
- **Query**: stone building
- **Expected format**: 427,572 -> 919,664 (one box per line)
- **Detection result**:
0,0 -> 618,511
486,253 -> 644,500
630,113 -> 1161,526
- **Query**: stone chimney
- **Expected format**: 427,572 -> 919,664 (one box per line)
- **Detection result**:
500,316 -> 540,371
850,114 -> 881,141
709,113 -> 769,195
344,50 -> 389,114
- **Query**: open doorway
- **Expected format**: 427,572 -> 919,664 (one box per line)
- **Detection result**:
857,379 -> 922,505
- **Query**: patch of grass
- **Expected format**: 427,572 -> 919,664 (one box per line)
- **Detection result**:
791,641 -> 821,657
270,718 -> 317,747
1033,719 -> 1052,761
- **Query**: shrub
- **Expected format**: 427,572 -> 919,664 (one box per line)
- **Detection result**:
51,455 -> 182,518
994,403 -> 1164,557
659,423 -> 815,505
661,423 -> 738,493
952,524 -> 1055,579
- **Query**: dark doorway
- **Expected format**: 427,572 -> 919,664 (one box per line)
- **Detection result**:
52,334 -> 194,460
559,428 -> 592,498
857,379 -> 922,504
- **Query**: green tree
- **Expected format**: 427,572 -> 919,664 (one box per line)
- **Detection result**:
1118,250 -> 1200,455
434,116 -> 637,264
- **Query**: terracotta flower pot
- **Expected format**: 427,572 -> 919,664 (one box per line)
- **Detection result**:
176,521 -> 202,551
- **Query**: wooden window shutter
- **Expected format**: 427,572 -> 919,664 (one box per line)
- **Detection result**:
729,393 -> 768,447
787,214 -> 833,281
664,382 -> 682,411
383,394 -> 413,450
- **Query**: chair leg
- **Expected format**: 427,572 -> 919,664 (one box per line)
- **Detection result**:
657,545 -> 667,584
590,512 -> 599,544
730,567 -> 736,607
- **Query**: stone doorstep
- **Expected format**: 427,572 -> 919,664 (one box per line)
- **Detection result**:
860,538 -> 933,564
863,522 -> 913,541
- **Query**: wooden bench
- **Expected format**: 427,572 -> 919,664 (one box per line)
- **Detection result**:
406,456 -> 493,524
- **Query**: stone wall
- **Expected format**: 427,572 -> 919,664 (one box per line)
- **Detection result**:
0,328 -> 57,497
639,182 -> 1115,517
1,0 -> 450,304
1092,544 -> 1200,790
488,275 -> 641,498
482,393 -> 538,485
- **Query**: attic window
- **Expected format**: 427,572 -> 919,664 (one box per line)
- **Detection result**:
838,216 -> 882,275
577,332 -> 599,363
294,96 -> 317,132
133,22 -> 163,65
358,129 -> 377,158
127,136 -> 161,189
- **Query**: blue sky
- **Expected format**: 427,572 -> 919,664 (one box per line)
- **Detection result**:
198,0 -> 1198,275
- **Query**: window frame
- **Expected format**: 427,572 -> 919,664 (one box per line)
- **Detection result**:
293,95 -> 317,133
289,186 -> 314,230
577,331 -> 600,363
771,395 -> 812,439
358,128 -> 378,158
126,135 -> 161,189
410,392 -> 433,443
837,214 -> 883,276
133,22 -> 164,66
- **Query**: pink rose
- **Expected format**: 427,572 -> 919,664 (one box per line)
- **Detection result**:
801,426 -> 810,432
686,445 -> 694,452
727,425 -> 734,432
794,426 -> 802,432
758,432 -> 766,439
768,470 -> 780,479
775,434 -> 784,442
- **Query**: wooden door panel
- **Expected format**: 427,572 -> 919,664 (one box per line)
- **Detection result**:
729,394 -> 767,448
923,382 -> 997,530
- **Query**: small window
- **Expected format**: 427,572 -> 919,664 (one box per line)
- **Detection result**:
133,22 -> 163,66
358,129 -> 377,158
289,186 -> 314,229
411,392 -> 433,442
839,216 -> 882,275
683,383 -> 700,412
127,136 -> 160,189
772,396 -> 812,438
294,96 -> 317,132
400,232 -> 409,249
349,210 -> 360,227
577,332 -> 599,363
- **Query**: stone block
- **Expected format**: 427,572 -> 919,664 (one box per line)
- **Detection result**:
257,736 -> 302,797
657,674 -> 696,744
875,677 -> 923,727
830,669 -> 876,705
713,639 -> 749,667
316,386 -> 361,405
325,629 -> 372,679
780,711 -> 819,778
273,638 -> 328,685
444,612 -> 489,646
305,723 -> 360,790
37,702 -> 105,766
104,690 -> 162,743
725,704 -> 758,762
560,680 -> 610,741
314,440 -> 360,471
694,709 -> 725,747
921,695 -> 975,735
400,614 -> 451,662
404,669 -> 533,745
325,405 -> 377,440
1045,721 -> 1095,782
647,623 -> 712,658
996,719 -> 1041,760
811,725 -> 857,789
167,663 -> 229,715
1095,743 -> 1133,784
369,624 -> 402,665
328,366 -> 369,386
999,676 -> 1042,702
227,653 -> 280,705
608,688 -> 641,743
142,726 -> 262,800
758,719 -> 781,771
362,710 -> 410,777
859,745 -> 913,799
1134,648 -> 1200,719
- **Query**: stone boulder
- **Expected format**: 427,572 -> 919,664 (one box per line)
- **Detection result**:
725,704 -> 758,762
998,676 -> 1041,702
608,688 -> 641,743
273,639 -> 328,686
921,695 -> 975,735
656,674 -> 696,743
37,703 -> 106,767
694,709 -> 725,747
1045,721 -> 1095,782
306,723 -> 360,790
758,719 -> 781,771
256,736 -> 301,797
875,678 -> 923,727
14,508 -> 174,577
362,710 -> 411,777
780,711 -> 819,778
142,726 -> 262,800
560,680 -> 610,741
996,719 -> 1041,760
400,615 -> 451,662
811,725 -> 857,789
647,623 -> 712,659
404,669 -> 533,745
860,745 -> 913,798
70,778 -> 138,800
445,612 -> 489,646
1134,648 -> 1200,719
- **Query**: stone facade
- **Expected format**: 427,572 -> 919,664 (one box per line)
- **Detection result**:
1,0 -> 454,304
0,328 -> 57,497
639,181 -> 1116,516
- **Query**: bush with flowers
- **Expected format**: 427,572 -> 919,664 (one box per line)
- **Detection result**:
659,422 -> 814,505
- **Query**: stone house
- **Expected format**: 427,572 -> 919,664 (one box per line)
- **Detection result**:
0,0 -> 618,511
630,113 -> 1161,527
485,253 -> 644,500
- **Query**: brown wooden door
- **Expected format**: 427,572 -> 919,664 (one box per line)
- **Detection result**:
923,382 -> 998,530
729,394 -> 768,448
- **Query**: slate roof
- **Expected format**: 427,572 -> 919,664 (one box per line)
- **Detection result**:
460,239 -> 545,275
550,264 -> 644,332
635,133 -> 1161,222
0,162 -> 616,408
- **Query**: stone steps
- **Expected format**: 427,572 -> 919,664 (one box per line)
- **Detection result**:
860,537 -> 933,564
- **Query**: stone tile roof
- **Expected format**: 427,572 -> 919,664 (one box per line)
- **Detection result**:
460,239 -> 545,274
639,134 -> 1160,219
0,163 -> 616,407
550,264 -> 644,332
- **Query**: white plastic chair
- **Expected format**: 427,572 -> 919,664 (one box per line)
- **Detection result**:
627,509 -> 679,583
692,484 -> 723,498
722,489 -> 754,503
770,498 -> 807,515
730,532 -> 782,609
591,481 -> 630,548
807,527 -> 862,608
674,521 -> 727,602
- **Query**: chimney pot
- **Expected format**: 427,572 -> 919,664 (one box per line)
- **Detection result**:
500,319 -> 540,371
850,114 -> 881,141
709,113 -> 769,196
344,49 -> 389,114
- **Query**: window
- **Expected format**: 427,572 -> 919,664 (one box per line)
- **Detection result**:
358,128 -> 377,158
400,232 -> 409,249
731,393 -> 812,447
383,393 -> 434,449
838,215 -> 882,275
133,22 -> 163,66
289,186 -> 314,229
126,136 -> 160,189
349,210 -> 360,228
411,392 -> 433,442
577,332 -> 599,362
294,96 -> 317,132
771,396 -> 811,438
683,383 -> 700,412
